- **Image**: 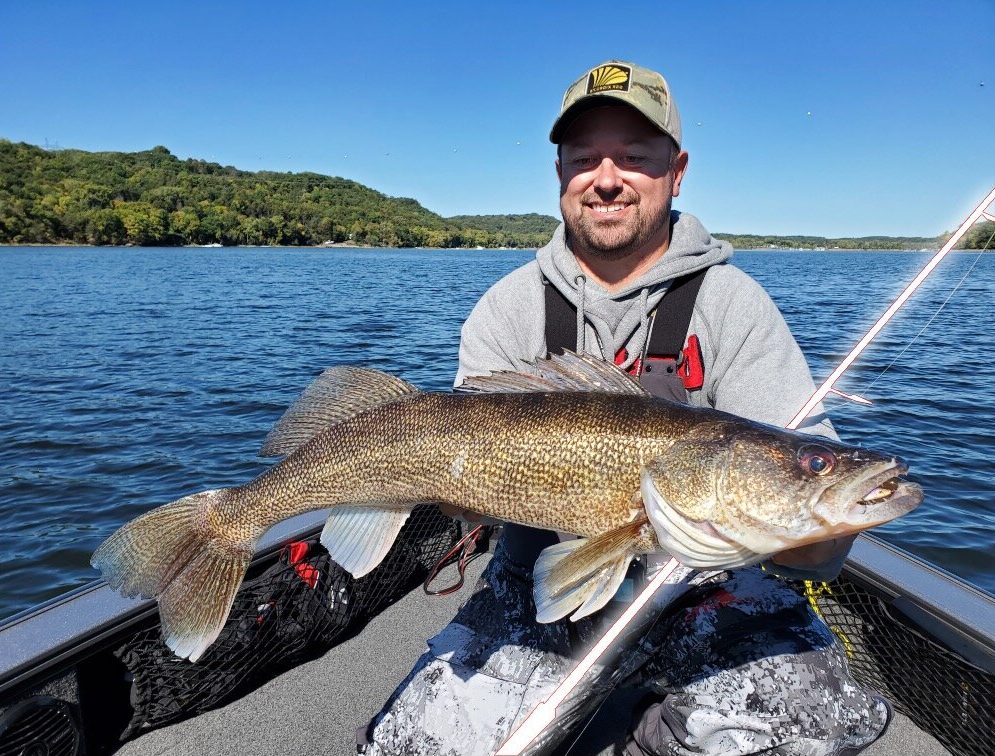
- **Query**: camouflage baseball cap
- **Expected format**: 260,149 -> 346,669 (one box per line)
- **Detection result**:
549,60 -> 682,147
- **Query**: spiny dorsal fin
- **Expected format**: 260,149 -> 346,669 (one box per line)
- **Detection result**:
458,351 -> 649,396
261,367 -> 419,457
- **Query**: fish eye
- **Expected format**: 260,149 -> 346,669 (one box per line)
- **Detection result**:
798,446 -> 837,476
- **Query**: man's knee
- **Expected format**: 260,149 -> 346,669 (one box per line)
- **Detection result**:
361,545 -> 575,755
627,689 -> 890,756
628,569 -> 892,755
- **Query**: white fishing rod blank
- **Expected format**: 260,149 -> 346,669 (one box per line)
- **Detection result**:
496,185 -> 995,756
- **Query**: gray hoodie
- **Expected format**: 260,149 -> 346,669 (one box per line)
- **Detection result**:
456,210 -> 843,579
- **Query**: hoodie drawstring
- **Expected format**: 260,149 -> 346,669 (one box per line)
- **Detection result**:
574,274 -> 587,353
617,287 -> 651,370
572,276 -> 655,370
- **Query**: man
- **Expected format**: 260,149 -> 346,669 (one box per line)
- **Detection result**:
359,61 -> 891,756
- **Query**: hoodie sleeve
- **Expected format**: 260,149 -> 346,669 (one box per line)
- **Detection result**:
455,290 -> 519,386
697,266 -> 849,581
454,263 -> 547,388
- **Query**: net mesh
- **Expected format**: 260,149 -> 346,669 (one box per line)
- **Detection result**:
113,511 -> 994,753
116,504 -> 462,736
798,578 -> 994,756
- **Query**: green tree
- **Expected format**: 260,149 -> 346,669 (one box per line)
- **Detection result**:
115,201 -> 166,245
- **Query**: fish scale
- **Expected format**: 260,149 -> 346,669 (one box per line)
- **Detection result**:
238,392 -> 686,539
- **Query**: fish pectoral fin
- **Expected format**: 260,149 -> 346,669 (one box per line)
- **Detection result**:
533,518 -> 648,623
458,351 -> 650,396
321,506 -> 411,578
261,367 -> 420,457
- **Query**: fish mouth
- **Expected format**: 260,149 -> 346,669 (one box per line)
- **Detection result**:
817,459 -> 923,529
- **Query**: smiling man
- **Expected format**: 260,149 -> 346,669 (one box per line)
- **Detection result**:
556,104 -> 688,286
359,61 -> 891,756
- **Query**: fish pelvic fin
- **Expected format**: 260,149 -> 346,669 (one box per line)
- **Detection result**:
320,505 -> 411,578
91,489 -> 253,663
261,367 -> 420,457
458,351 -> 650,396
533,517 -> 649,623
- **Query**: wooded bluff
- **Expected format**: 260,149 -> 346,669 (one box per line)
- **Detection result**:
1,140 -> 989,249
0,141 -> 557,248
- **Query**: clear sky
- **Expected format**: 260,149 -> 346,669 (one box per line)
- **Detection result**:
1,1 -> 992,237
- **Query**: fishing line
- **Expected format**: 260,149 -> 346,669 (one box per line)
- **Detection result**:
860,227 -> 995,395
564,228 -> 995,756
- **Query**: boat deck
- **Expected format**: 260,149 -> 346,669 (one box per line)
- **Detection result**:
116,556 -> 949,756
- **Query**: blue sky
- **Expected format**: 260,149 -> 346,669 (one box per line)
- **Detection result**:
1,1 -> 992,237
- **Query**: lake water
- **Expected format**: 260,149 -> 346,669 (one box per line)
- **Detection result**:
1,245 -> 993,620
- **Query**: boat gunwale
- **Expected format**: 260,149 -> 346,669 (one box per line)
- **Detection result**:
0,509 -> 331,697
1,524 -> 992,701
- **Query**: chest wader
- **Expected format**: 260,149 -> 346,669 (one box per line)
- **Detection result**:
542,269 -> 708,601
358,268 -> 890,756
542,269 -> 707,403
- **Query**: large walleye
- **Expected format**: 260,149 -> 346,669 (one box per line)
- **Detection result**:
92,353 -> 922,662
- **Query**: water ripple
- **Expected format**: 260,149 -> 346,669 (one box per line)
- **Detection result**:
0,245 -> 991,619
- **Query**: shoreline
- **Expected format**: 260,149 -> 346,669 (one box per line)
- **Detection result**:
0,242 -> 957,252
0,241 -> 520,251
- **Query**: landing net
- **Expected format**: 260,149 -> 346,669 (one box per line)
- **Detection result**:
115,504 -> 462,737
800,576 -> 993,756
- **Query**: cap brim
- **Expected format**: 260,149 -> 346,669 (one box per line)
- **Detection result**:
549,93 -> 679,148
549,95 -> 630,144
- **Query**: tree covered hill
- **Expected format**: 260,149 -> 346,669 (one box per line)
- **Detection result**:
446,213 -> 559,238
2,139 -> 990,249
713,226 -> 993,250
712,232 -> 941,250
0,140 -> 555,248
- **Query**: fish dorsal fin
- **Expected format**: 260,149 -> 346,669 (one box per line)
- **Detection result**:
261,367 -> 419,457
459,351 -> 649,396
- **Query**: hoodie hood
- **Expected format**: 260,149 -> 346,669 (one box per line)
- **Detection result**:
536,210 -> 732,366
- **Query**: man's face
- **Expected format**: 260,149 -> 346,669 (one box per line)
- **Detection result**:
557,105 -> 688,260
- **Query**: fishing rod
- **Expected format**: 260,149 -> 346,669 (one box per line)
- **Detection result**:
496,185 -> 995,756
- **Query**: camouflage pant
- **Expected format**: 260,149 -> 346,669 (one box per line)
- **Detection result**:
358,544 -> 890,756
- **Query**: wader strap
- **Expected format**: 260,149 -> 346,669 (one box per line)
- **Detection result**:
645,268 -> 708,357
543,275 -> 577,354
542,269 -> 709,358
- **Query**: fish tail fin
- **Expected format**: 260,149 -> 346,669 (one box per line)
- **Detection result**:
91,488 -> 253,662
533,517 -> 650,623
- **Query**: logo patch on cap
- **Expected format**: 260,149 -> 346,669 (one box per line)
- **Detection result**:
587,64 -> 631,94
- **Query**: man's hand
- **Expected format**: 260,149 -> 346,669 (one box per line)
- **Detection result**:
770,535 -> 856,572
